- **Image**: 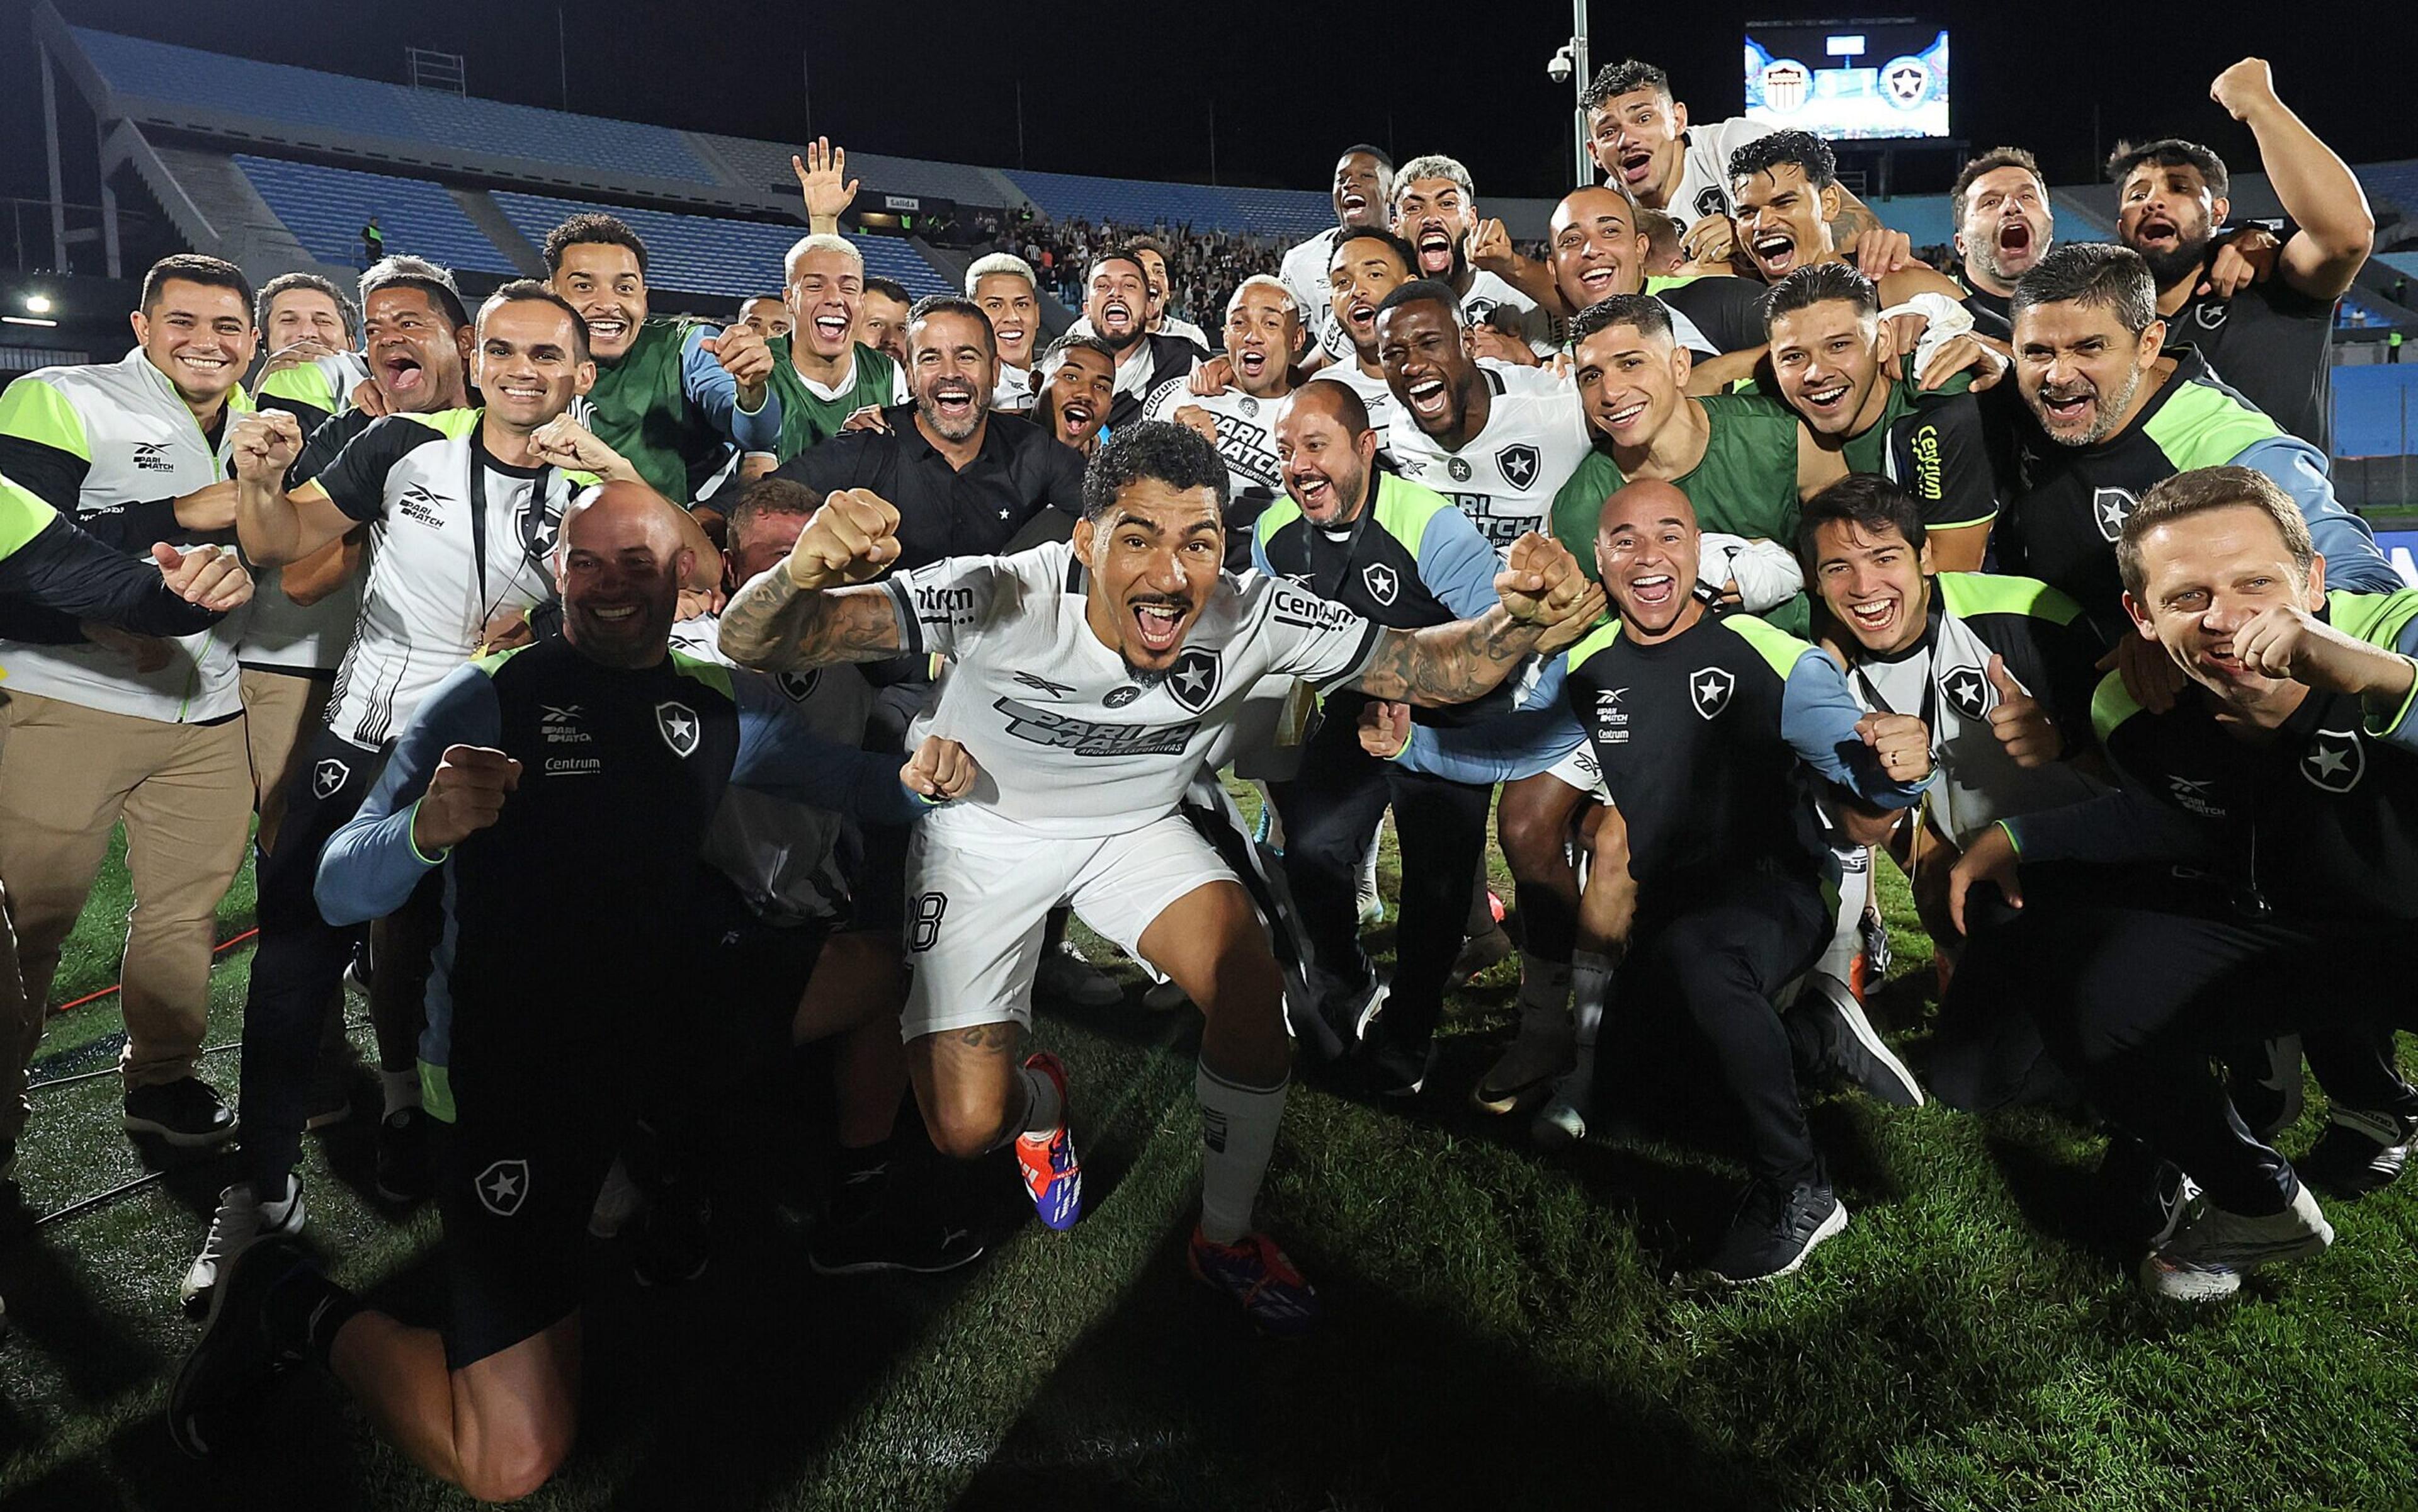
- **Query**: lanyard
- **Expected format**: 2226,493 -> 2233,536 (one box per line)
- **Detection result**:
1849,637 -> 1940,735
467,438 -> 555,640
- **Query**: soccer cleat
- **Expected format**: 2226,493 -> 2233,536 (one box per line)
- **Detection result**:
2300,1107 -> 2415,1198
1703,1179 -> 1848,1285
1531,1078 -> 1592,1149
1363,1035 -> 1436,1099
1795,974 -> 1924,1108
169,1235 -> 310,1458
2228,1036 -> 2305,1142
1472,1005 -> 1575,1115
1034,941 -> 1123,1009
374,1106 -> 432,1205
810,1202 -> 987,1276
1014,1052 -> 1083,1231
632,1179 -> 712,1288
1450,923 -> 1517,984
182,1180 -> 305,1312
1188,1227 -> 1319,1336
122,1076 -> 237,1147
2140,1180 -> 2333,1302
2098,1134 -> 2198,1248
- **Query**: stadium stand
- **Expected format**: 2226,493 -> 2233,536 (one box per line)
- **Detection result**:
1007,169 -> 1332,240
234,157 -> 521,276
491,191 -> 950,302
1866,195 -> 1956,252
694,134 -> 1025,210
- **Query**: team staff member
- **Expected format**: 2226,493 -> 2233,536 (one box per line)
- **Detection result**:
1948,469 -> 2418,1300
856,276 -> 914,366
171,484 -> 975,1496
2111,58 -> 2373,452
252,272 -> 368,418
1543,480 -> 1932,1283
541,213 -> 782,501
0,254 -> 263,1151
1951,149 -> 2055,340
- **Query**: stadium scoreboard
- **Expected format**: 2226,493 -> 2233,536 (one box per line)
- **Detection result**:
1744,21 -> 1950,140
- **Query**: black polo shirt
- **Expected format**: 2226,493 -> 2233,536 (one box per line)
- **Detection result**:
769,405 -> 1086,572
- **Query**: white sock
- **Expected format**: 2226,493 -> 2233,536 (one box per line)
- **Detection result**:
1564,950 -> 1615,1101
1014,1063 -> 1064,1139
1196,1062 -> 1287,1246
1518,953 -> 1574,1016
1358,833 -> 1382,895
380,1069 -> 421,1117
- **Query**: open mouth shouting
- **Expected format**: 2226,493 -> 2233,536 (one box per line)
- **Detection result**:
1997,217 -> 2035,261
1099,299 -> 1135,334
1055,398 -> 1094,441
1341,190 -> 1368,217
2035,382 -> 2098,433
810,310 -> 851,348
1128,596 -> 1191,657
380,350 -> 426,395
1236,347 -> 1269,382
2130,212 -> 2181,252
1416,224 -> 1456,276
1625,571 -> 1677,610
1404,376 -> 1450,425
1616,145 -> 1655,189
925,378 -> 980,431
1844,593 -> 1900,641
1749,230 -> 1798,275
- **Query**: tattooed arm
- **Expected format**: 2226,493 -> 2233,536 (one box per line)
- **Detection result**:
1344,531 -> 1606,706
717,487 -> 909,670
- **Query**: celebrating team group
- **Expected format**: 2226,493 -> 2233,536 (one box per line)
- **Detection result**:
0,46 -> 2406,1503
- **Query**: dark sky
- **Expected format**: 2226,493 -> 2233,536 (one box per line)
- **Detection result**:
3,0 -> 2410,210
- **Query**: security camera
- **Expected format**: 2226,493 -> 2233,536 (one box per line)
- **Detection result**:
1547,45 -> 1574,84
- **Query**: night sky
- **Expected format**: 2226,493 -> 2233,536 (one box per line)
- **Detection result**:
2,0 -> 2409,210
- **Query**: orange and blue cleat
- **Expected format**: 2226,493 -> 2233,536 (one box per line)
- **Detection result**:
1187,1227 -> 1320,1336
1014,1052 -> 1082,1231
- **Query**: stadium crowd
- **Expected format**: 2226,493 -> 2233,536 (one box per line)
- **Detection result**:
0,47 -> 2409,1503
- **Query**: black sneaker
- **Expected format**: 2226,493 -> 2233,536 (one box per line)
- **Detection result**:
123,1077 -> 236,1148
809,1204 -> 987,1276
1793,974 -> 1924,1108
632,1179 -> 712,1288
2301,1108 -> 2415,1198
2098,1132 -> 2196,1246
169,1236 -> 309,1458
1703,1179 -> 1848,1284
1361,1033 -> 1436,1099
374,1106 -> 431,1205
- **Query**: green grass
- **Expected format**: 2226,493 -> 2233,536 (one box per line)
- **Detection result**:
2,816 -> 2415,1510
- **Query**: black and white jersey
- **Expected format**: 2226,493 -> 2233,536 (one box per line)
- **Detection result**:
1142,372 -> 1290,559
1281,227 -> 1351,367
308,409 -> 596,750
1461,271 -> 1555,355
886,541 -> 1382,838
1385,370 -> 1592,551
1655,117 -> 1780,225
992,363 -> 1038,415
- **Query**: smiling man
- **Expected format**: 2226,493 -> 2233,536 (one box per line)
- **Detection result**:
1035,336 -> 1116,457
1280,145 -> 1397,370
717,421 -> 1598,1331
252,272 -> 368,420
1946,467 -> 2418,1301
967,253 -> 1044,413
760,234 -> 909,459
1545,184 -> 1769,353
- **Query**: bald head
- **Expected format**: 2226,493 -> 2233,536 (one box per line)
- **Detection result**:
562,479 -> 685,558
1288,377 -> 1371,437
1594,478 -> 1701,639
1598,477 -> 1694,538
1278,378 -> 1382,525
556,480 -> 695,668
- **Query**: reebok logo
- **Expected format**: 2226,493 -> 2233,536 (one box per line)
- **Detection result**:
130,441 -> 173,474
542,703 -> 591,744
399,484 -> 446,529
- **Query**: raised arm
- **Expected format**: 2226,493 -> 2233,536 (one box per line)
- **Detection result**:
2210,58 -> 2373,300
229,409 -> 355,566
1344,531 -> 1604,705
717,487 -> 910,670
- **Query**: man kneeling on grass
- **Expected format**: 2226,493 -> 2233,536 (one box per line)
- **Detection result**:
169,482 -> 976,1499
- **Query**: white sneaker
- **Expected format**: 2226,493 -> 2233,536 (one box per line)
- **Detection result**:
588,1155 -> 645,1238
181,1180 -> 305,1312
1033,942 -> 1123,1009
2140,1181 -> 2334,1302
1472,1004 -> 1575,1115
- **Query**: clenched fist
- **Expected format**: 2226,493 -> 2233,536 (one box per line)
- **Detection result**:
411,744 -> 521,855
2210,58 -> 2279,122
1856,710 -> 1934,785
1358,699 -> 1413,760
703,323 -> 773,392
528,416 -> 638,482
229,409 -> 305,482
900,735 -> 979,800
2232,602 -> 2417,700
1496,531 -> 1599,632
786,487 -> 902,589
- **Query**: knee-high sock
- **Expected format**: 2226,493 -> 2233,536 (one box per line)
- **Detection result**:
1197,1061 -> 1287,1245
1564,950 -> 1615,1101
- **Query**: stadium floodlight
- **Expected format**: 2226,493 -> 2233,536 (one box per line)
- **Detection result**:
23,293 -> 52,314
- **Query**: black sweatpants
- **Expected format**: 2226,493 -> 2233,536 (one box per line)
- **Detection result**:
1274,710 -> 1491,1058
1944,865 -> 2417,1214
1606,868 -> 1832,1190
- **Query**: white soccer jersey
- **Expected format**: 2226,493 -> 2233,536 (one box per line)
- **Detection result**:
1460,271 -> 1555,355
1280,227 -> 1351,367
1142,371 -> 1290,514
674,610 -> 876,925
887,541 -> 1380,838
1383,370 -> 1592,550
308,409 -> 594,749
1656,117 -> 1779,225
992,363 -> 1037,415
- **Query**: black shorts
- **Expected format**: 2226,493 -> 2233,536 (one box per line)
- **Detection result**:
690,870 -> 831,1066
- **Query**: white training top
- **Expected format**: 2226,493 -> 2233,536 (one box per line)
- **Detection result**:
1280,227 -> 1351,368
887,541 -> 1380,838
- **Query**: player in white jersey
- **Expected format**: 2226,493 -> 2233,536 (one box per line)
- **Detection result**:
1375,282 -> 1592,552
1388,155 -> 1553,353
716,421 -> 1600,1331
1280,145 -> 1395,370
1145,275 -> 1300,566
966,253 -> 1043,414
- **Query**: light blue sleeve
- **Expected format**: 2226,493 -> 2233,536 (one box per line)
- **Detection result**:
681,325 -> 783,455
2235,436 -> 2398,595
1416,504 -> 1504,621
315,664 -> 501,926
1779,647 -> 1929,809
1393,654 -> 1587,783
1251,528 -> 1277,579
732,673 -> 929,824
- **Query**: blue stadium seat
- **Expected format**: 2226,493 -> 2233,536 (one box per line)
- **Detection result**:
76,28 -> 712,186
2378,251 -> 2418,282
234,156 -> 519,275
491,193 -> 951,302
1007,171 -> 1329,239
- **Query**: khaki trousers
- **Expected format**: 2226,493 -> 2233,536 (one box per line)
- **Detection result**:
239,667 -> 332,856
0,689 -> 253,1132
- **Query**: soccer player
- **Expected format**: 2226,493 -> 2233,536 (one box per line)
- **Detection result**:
1147,275 -> 1302,562
1307,229 -> 1423,452
0,254 -> 263,1155
1376,281 -> 1592,554
1729,134 -> 1969,326
966,252 -> 1043,412
1388,156 -> 1550,349
1950,148 -> 2055,339
1765,264 -> 2001,571
1946,467 -> 2418,1298
856,275 -> 914,367
1795,475 -> 2106,1105
1082,249 -> 1206,429
2108,58 -> 2374,452
737,295 -> 792,342
1543,183 -> 1769,354
541,212 -> 781,499
169,484 -> 975,1494
1129,239 -> 1211,350
758,234 -> 909,459
1280,145 -> 1395,369
1545,479 -> 1932,1281
714,423 -> 1600,1330
1035,336 -> 1116,457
